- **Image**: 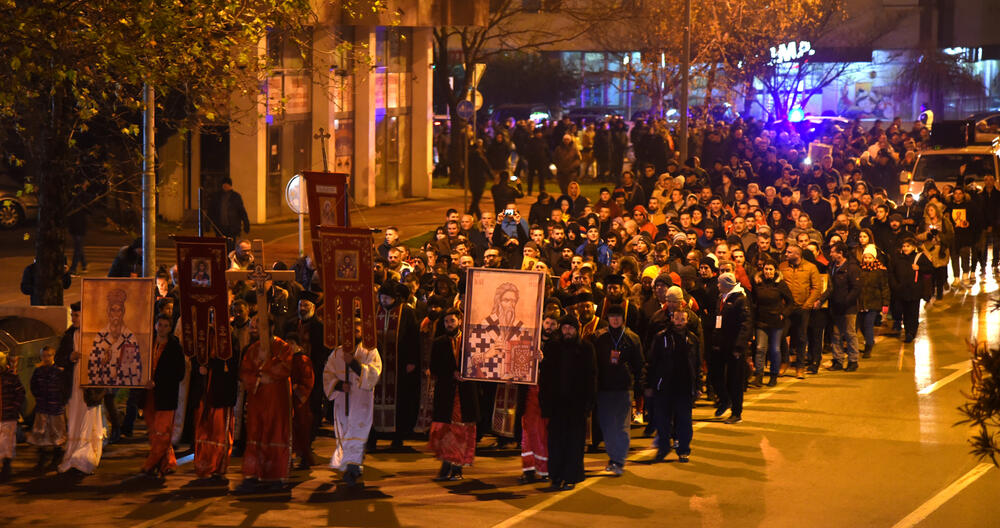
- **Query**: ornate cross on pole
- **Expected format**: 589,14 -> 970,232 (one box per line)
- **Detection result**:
314,127 -> 332,172
225,239 -> 297,358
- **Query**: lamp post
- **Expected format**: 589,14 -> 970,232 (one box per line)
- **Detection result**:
679,0 -> 691,163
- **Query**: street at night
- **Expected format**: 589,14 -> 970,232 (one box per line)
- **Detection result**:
2,0 -> 999,527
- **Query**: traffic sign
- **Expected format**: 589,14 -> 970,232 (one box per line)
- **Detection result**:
471,90 -> 484,110
456,100 -> 474,120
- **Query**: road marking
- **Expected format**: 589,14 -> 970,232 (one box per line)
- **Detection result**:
492,378 -> 803,527
917,361 -> 972,395
890,462 -> 993,528
490,477 -> 599,528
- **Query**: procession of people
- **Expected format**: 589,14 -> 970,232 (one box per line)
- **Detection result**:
0,112 -> 996,499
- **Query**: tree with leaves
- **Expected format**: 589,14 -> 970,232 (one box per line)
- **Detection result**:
0,0 -> 315,305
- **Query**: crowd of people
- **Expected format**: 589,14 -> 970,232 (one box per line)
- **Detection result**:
1,113 -> 998,497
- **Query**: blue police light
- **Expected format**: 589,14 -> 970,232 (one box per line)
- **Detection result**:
788,107 -> 805,123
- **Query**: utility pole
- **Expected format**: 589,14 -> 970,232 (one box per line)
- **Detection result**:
679,0 -> 691,164
142,83 -> 156,277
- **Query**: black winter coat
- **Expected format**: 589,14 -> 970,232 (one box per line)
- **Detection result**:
888,250 -> 930,302
644,327 -> 701,399
430,334 -> 479,423
751,274 -> 795,330
824,259 -> 861,315
538,337 -> 597,419
592,326 -> 644,391
151,336 -> 186,411
713,290 -> 753,358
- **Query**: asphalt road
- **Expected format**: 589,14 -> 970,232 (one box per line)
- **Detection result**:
0,276 -> 996,527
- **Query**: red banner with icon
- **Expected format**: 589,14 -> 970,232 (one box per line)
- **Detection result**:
175,237 -> 232,364
318,226 -> 376,351
303,171 -> 350,260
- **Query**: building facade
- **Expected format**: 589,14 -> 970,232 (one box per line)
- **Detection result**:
158,1 -> 488,224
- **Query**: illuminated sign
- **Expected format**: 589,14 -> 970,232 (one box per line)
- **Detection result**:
770,41 -> 815,64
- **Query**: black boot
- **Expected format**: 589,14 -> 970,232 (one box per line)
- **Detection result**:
34,450 -> 49,471
433,462 -> 451,481
1,458 -> 11,482
862,344 -> 872,359
749,374 -> 763,388
343,464 -> 361,487
48,448 -> 63,471
766,375 -> 778,387
518,470 -> 536,484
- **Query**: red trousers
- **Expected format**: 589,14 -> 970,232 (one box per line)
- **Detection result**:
141,398 -> 176,475
194,403 -> 233,478
292,399 -> 313,465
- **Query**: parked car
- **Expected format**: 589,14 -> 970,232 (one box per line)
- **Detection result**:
490,104 -> 552,124
0,172 -> 37,229
901,142 -> 998,198
968,111 -> 1000,144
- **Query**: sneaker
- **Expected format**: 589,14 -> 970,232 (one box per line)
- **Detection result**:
678,454 -> 690,463
610,463 -> 624,476
845,361 -> 859,372
827,361 -> 844,371
724,415 -> 742,424
807,365 -> 819,375
714,405 -> 729,418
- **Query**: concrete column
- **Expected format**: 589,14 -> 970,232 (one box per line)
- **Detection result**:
157,132 -> 185,222
353,25 -> 377,207
229,40 -> 268,224
410,27 -> 434,198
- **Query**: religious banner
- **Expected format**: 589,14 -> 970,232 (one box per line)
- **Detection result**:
461,268 -> 545,385
176,236 -> 231,365
303,171 -> 350,260
492,383 -> 518,438
80,278 -> 155,388
318,226 -> 376,350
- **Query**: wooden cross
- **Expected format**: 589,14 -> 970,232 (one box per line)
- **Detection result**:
225,239 -> 297,357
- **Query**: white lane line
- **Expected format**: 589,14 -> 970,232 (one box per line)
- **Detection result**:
890,462 -> 993,528
917,361 -> 972,395
493,378 -> 804,528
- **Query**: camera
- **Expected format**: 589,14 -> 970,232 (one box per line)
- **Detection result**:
509,175 -> 518,182
504,208 -> 516,216
929,228 -> 939,238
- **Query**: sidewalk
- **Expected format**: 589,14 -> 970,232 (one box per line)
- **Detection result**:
0,187 -> 493,307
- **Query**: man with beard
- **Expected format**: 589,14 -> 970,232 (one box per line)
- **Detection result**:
284,299 -> 329,440
598,274 -> 641,334
519,311 -> 559,483
428,308 -> 479,481
236,319 -> 295,493
372,280 -> 421,450
592,304 -> 643,476
538,314 -> 597,491
572,290 -> 604,340
645,309 -> 701,463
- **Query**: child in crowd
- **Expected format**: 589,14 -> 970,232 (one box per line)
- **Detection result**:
29,345 -> 67,471
0,351 -> 26,481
